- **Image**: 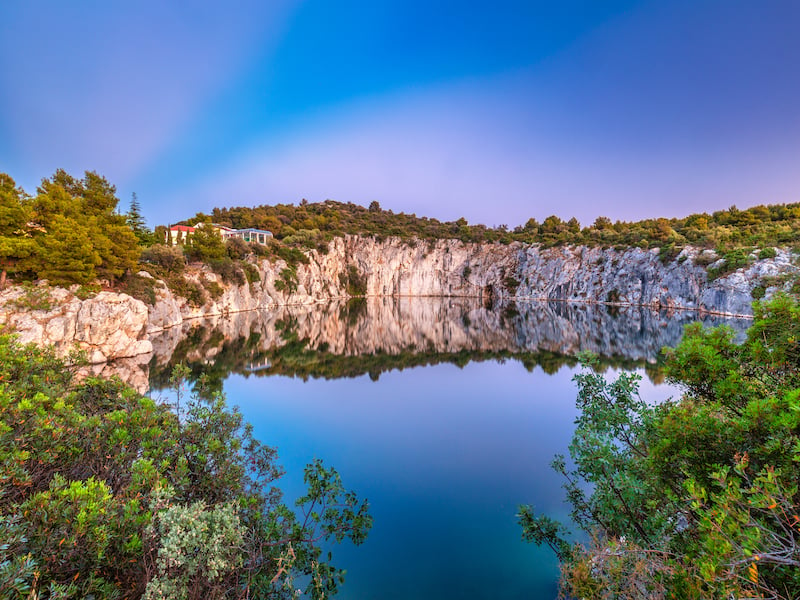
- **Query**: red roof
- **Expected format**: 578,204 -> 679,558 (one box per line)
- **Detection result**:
170,225 -> 195,232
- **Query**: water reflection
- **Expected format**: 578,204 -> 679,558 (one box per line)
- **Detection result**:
144,297 -> 749,392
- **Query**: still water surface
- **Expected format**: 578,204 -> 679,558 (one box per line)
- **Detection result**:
148,298 -> 748,599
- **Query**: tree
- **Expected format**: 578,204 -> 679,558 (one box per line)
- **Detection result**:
0,338 -> 372,599
92,213 -> 140,283
0,174 -> 35,288
24,170 -> 141,286
184,221 -> 227,263
35,215 -> 101,285
127,193 -> 154,246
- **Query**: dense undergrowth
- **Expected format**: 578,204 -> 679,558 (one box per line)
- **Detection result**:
0,337 -> 371,599
521,293 -> 800,599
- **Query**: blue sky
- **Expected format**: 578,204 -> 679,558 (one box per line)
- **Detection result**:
1,1 -> 798,228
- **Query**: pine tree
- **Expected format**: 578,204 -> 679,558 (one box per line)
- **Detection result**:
185,220 -> 227,262
35,216 -> 101,285
126,192 -> 153,245
0,174 -> 36,288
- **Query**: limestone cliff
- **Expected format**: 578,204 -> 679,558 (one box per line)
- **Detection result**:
147,236 -> 797,333
1,236 -> 797,368
0,286 -> 152,363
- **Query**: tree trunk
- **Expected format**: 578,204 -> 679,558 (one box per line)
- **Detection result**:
0,269 -> 6,290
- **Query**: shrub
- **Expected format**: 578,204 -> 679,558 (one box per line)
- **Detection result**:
240,262 -> 260,284
8,282 -> 53,312
225,237 -> 250,260
339,264 -> 367,296
203,279 -> 225,300
140,245 -> 186,273
208,258 -> 245,286
521,295 -> 800,599
274,266 -> 298,294
0,337 -> 372,599
503,276 -> 520,295
120,273 -> 157,305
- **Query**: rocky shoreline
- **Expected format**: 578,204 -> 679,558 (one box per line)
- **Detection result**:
1,236 -> 796,366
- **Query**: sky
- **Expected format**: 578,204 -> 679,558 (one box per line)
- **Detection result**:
1,0 -> 799,229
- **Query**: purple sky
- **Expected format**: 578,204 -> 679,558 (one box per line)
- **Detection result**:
1,1 -> 798,228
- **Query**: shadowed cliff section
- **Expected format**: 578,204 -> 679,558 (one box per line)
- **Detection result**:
143,297 -> 749,393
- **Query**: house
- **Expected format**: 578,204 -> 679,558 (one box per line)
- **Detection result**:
167,225 -> 195,245
225,228 -> 274,245
211,224 -> 237,238
166,223 -> 273,246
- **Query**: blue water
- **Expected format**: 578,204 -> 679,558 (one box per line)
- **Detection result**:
146,299 -> 734,597
223,358 -> 675,599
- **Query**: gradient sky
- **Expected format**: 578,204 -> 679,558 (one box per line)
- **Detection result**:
1,1 -> 798,228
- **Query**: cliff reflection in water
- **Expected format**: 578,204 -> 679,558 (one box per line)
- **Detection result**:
144,297 -> 749,393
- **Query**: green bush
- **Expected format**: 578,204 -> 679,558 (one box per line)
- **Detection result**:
8,282 -> 53,312
0,336 -> 372,600
140,245 -> 186,273
521,294 -> 800,599
120,273 -> 157,305
338,264 -> 367,296
274,266 -> 298,294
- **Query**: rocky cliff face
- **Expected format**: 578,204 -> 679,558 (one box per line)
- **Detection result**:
0,286 -> 152,363
146,236 -> 797,331
2,236 -> 797,368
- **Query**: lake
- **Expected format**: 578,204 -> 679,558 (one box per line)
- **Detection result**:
147,298 -> 749,599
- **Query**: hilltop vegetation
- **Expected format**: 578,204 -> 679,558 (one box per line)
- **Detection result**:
3,168 -> 799,294
203,198 -> 800,254
0,171 -> 140,288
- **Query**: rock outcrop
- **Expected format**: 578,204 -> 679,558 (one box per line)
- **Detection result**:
0,286 -> 152,363
2,236 -> 797,367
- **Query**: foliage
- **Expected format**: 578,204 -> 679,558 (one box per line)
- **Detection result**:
0,170 -> 140,286
338,264 -> 367,297
758,247 -> 777,260
183,221 -> 227,264
521,294 -> 800,599
140,245 -> 186,273
274,266 -> 299,294
204,198 -> 800,254
0,174 -> 36,289
36,215 -> 102,285
0,336 -> 371,599
503,276 -> 520,296
126,193 -> 155,247
707,248 -> 754,280
119,273 -> 158,305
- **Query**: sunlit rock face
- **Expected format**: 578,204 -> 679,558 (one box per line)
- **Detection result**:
146,237 -> 798,338
0,286 -> 152,363
1,237 -> 795,373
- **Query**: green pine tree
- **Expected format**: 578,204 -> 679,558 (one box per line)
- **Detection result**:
0,174 -> 36,287
126,192 -> 154,246
35,215 -> 101,285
